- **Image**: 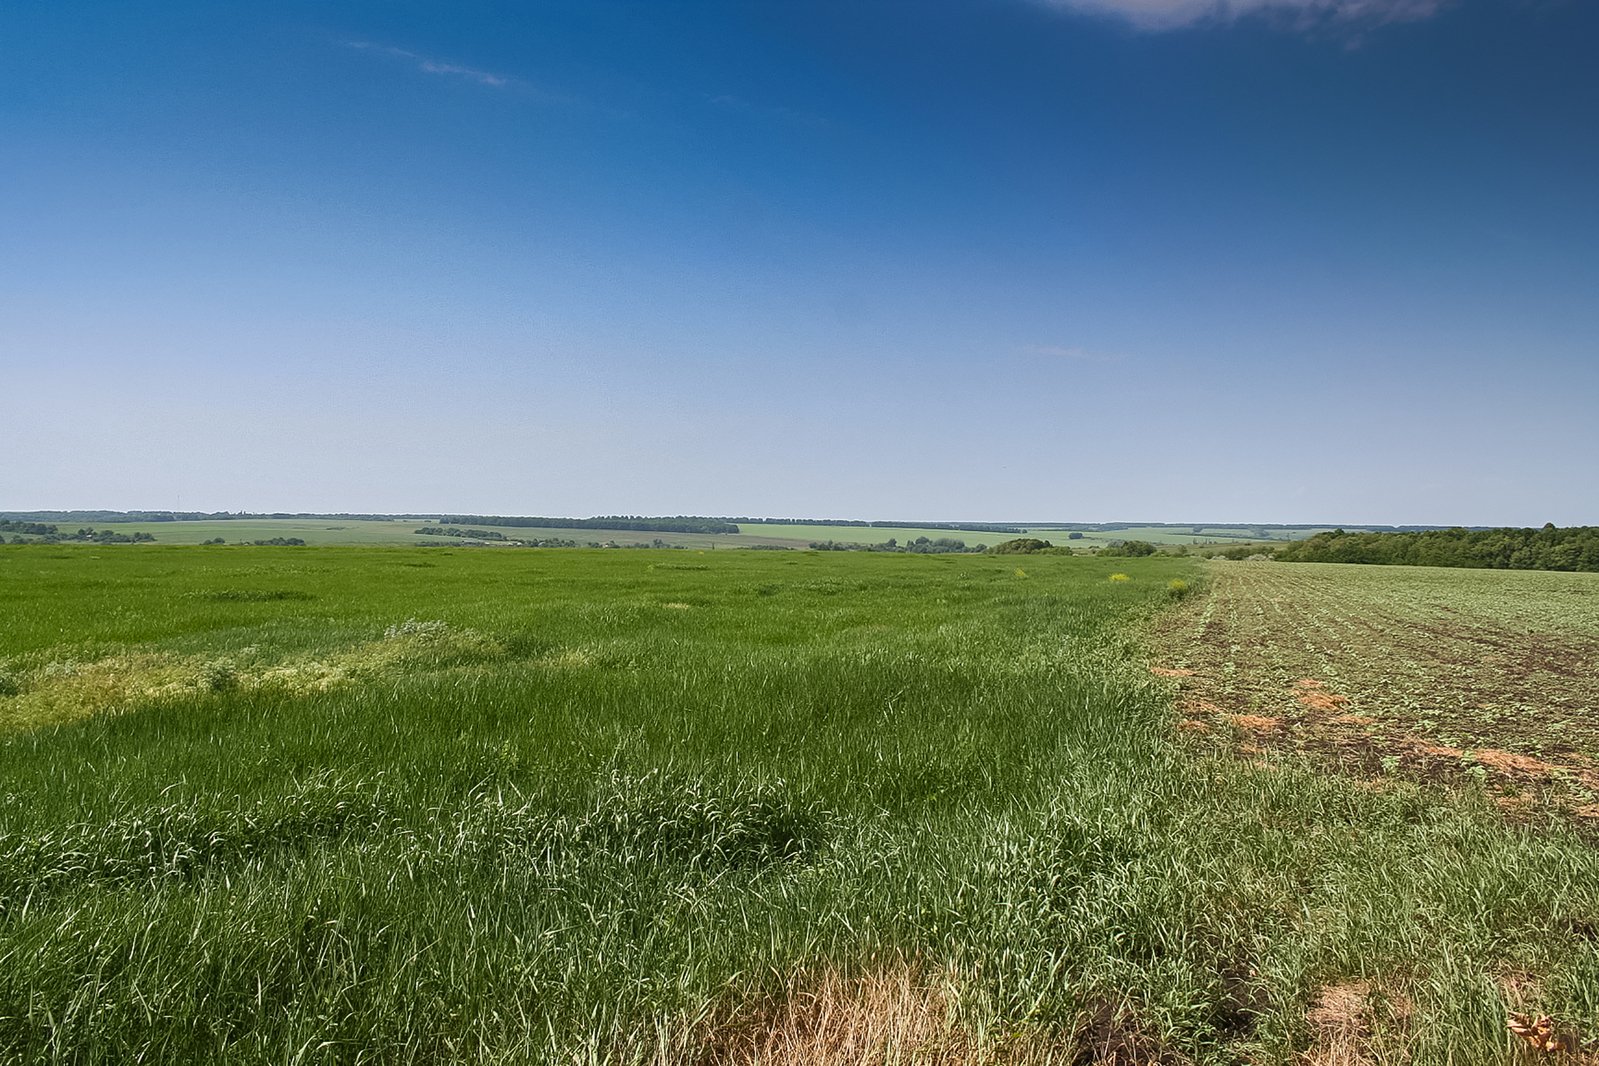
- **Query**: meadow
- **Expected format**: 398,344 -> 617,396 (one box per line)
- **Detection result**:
1,546 -> 1596,1064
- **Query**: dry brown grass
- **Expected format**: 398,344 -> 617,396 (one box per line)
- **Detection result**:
1500,974 -> 1599,1062
692,965 -> 1174,1066
0,621 -> 509,730
698,967 -> 973,1066
1301,981 -> 1373,1066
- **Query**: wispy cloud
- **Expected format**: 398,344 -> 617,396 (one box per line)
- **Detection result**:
1034,0 -> 1447,32
347,41 -> 518,88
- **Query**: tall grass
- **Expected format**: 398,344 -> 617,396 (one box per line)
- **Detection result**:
0,546 -> 1594,1063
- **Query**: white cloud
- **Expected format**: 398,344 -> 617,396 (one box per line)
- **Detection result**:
1036,0 -> 1446,31
347,41 -> 517,88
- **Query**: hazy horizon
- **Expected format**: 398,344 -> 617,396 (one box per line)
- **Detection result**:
5,1 -> 1596,526
0,506 -> 1577,532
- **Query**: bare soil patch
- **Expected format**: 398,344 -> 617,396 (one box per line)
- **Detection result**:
1149,563 -> 1599,814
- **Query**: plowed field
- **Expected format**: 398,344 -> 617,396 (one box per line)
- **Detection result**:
1151,562 -> 1599,814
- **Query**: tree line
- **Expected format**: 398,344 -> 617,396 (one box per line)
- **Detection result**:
809,536 -> 980,554
415,527 -> 507,541
744,518 -> 1026,534
1,521 -> 156,544
1274,525 -> 1599,572
437,515 -> 740,534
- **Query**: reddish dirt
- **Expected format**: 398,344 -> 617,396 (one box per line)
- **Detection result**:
1475,749 -> 1564,777
1297,690 -> 1350,712
1230,714 -> 1281,732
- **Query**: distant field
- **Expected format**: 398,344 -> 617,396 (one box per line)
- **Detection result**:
41,518 -> 1347,551
1,545 -> 1596,1062
731,522 -> 1025,547
1025,525 -> 1344,548
34,518 -> 763,549
46,519 -> 1032,550
412,522 -> 765,549
733,524 -> 1345,549
62,518 -> 430,546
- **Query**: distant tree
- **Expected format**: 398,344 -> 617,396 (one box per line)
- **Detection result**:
1100,540 -> 1156,557
1276,525 -> 1599,573
991,538 -> 1053,555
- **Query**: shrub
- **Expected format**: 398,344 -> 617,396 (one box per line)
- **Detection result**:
0,670 -> 20,697
1166,578 -> 1191,600
990,538 -> 1053,555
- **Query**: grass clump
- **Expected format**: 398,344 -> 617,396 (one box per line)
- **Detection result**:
197,658 -> 239,692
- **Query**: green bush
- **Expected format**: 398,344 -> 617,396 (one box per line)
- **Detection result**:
990,537 -> 1053,555
1100,539 -> 1157,557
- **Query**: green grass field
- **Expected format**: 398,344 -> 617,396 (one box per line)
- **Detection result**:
49,518 -> 435,546
1,546 -> 1595,1063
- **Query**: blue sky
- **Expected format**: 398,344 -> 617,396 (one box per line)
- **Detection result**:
3,0 -> 1595,524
